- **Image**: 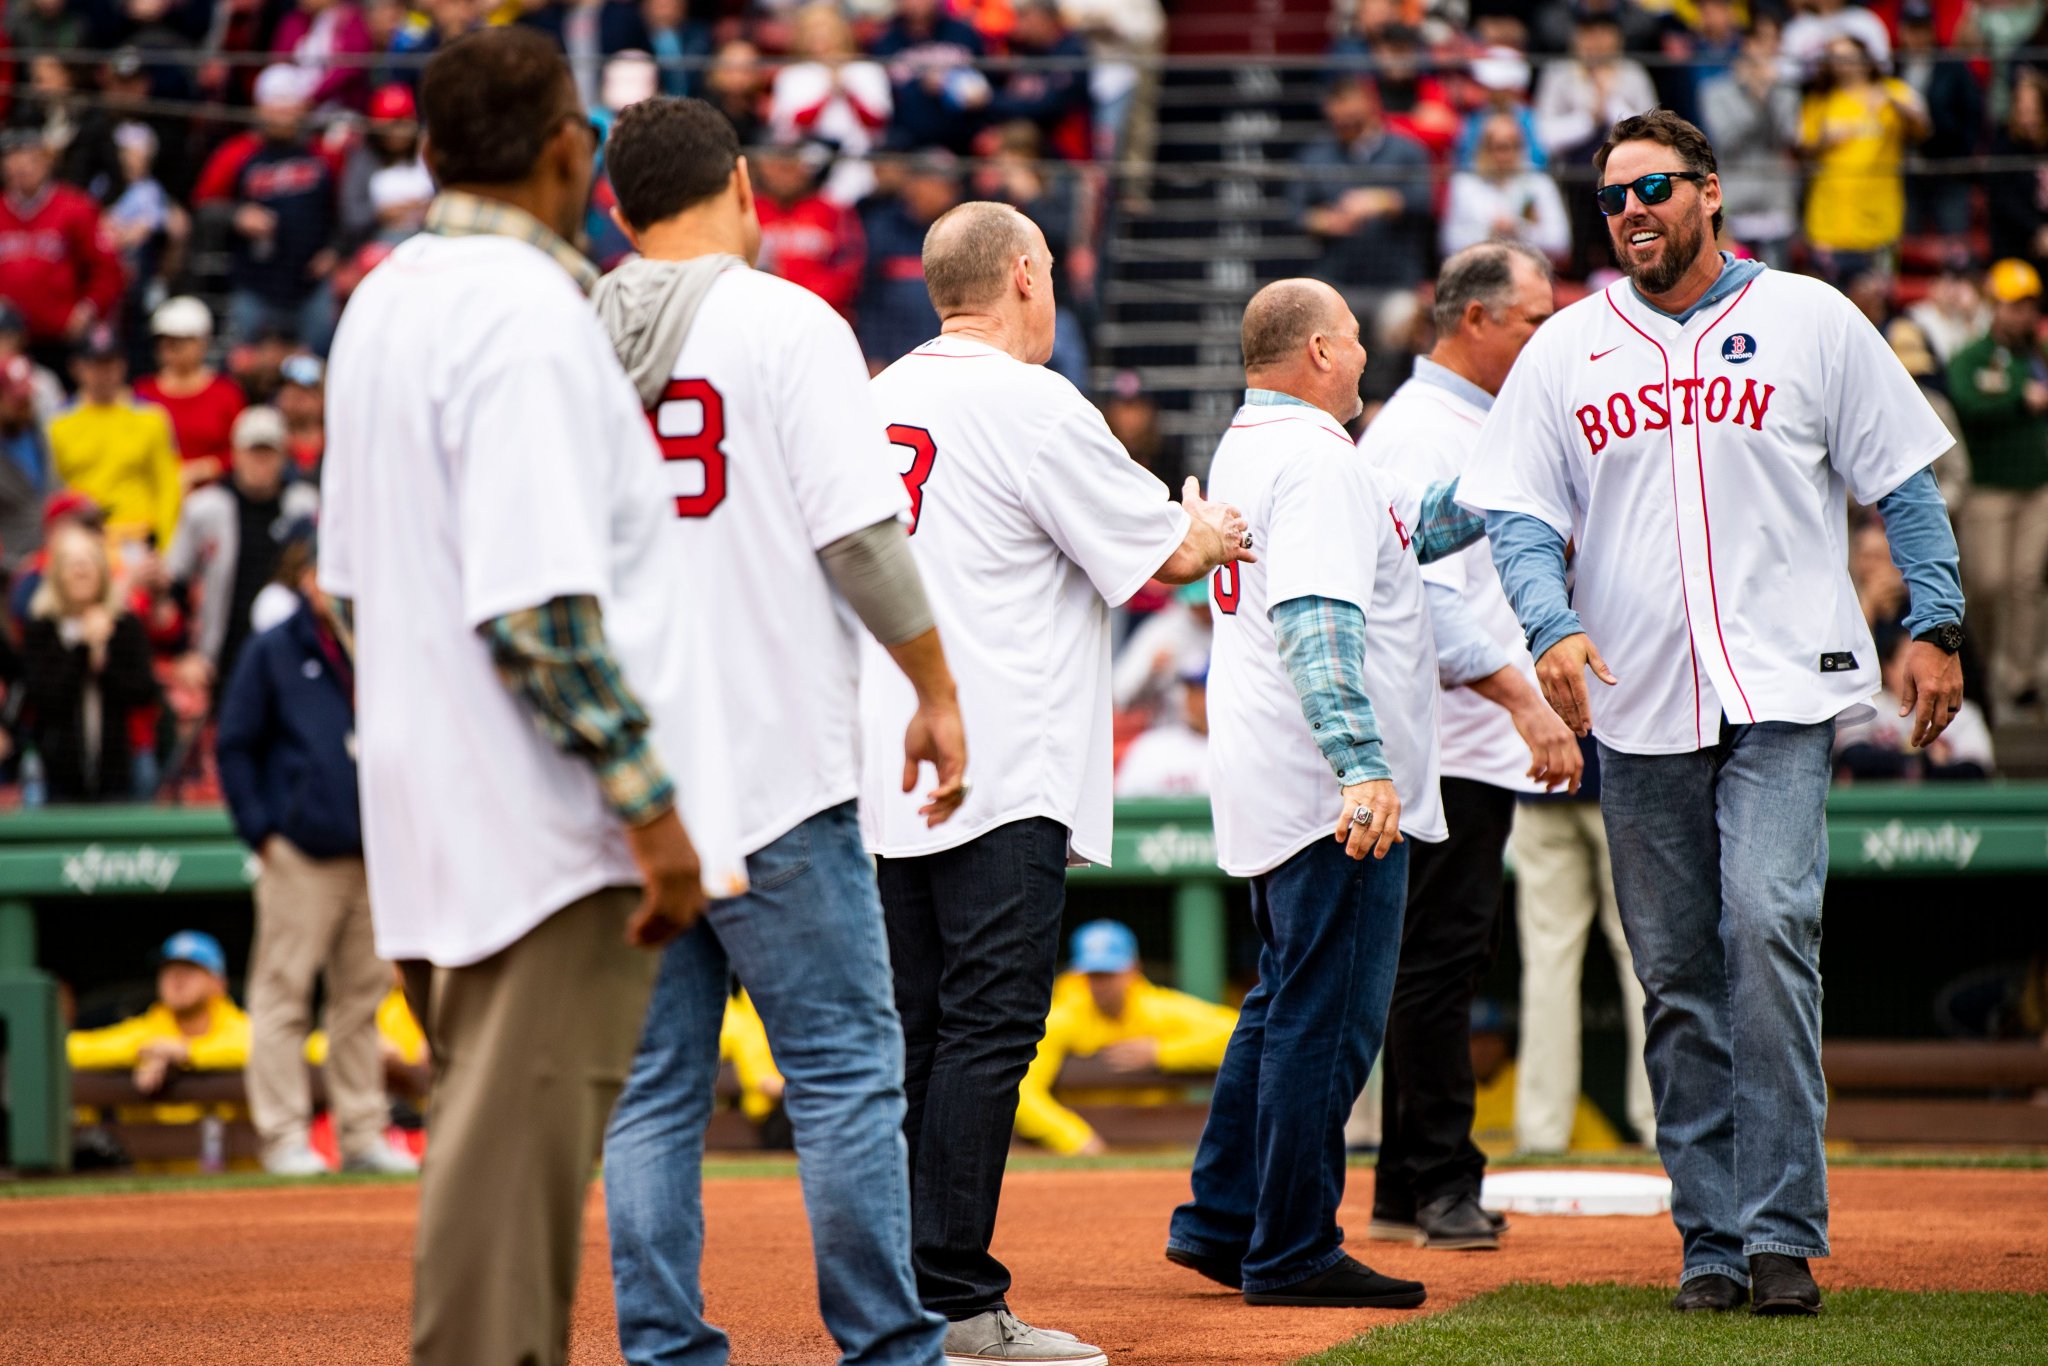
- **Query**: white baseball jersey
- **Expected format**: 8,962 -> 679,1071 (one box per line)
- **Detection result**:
322,231 -> 745,968
1359,364 -> 1543,793
652,265 -> 912,855
860,334 -> 1190,864
1458,267 -> 1952,755
1205,400 -> 1447,880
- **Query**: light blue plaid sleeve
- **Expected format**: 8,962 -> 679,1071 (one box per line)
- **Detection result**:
1272,594 -> 1392,785
1415,477 -> 1489,565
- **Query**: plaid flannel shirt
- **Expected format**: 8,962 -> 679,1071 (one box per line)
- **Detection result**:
424,191 -> 600,294
1273,595 -> 1390,785
481,596 -> 675,826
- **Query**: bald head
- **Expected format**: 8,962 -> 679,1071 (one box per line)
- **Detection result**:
923,201 -> 1041,316
1239,278 -> 1366,422
1241,279 -> 1346,372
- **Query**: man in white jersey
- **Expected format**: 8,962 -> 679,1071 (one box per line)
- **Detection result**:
861,200 -> 1253,1366
1459,111 -> 1967,1317
1165,278 -> 1485,1311
319,31 -> 744,1366
590,99 -> 968,1366
1357,241 -> 1582,1253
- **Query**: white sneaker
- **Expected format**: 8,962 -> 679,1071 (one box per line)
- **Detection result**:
341,1142 -> 420,1174
943,1310 -> 1107,1365
262,1142 -> 330,1176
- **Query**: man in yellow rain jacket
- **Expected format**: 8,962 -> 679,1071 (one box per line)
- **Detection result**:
68,931 -> 250,1127
1015,920 -> 1237,1155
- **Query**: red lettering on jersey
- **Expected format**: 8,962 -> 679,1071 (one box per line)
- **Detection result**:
1606,390 -> 1638,439
1671,377 -> 1704,426
1575,404 -> 1609,455
1733,378 -> 1776,431
1212,562 -> 1240,615
1637,383 -> 1670,431
650,378 -> 728,518
1388,503 -> 1411,549
884,423 -> 938,533
1703,375 -> 1733,424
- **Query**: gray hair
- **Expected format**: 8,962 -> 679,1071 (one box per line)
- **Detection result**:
1431,241 -> 1551,337
922,201 -> 1039,316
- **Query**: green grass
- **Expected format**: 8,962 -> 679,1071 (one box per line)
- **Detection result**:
1288,1284 -> 2048,1366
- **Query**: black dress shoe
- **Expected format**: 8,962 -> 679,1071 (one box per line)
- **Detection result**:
1670,1275 -> 1749,1312
1165,1245 -> 1243,1290
1415,1192 -> 1500,1250
1749,1253 -> 1822,1316
1243,1254 -> 1427,1308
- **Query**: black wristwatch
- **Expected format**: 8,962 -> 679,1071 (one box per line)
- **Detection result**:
1914,622 -> 1964,655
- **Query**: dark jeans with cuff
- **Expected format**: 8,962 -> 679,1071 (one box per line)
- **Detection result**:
1168,834 -> 1409,1293
878,816 -> 1070,1320
1374,778 -> 1518,1219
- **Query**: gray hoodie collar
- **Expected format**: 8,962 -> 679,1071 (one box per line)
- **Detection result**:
591,255 -> 747,408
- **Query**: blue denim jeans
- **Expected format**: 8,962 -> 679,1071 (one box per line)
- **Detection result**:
603,801 -> 944,1366
1167,835 -> 1409,1293
1598,721 -> 1834,1287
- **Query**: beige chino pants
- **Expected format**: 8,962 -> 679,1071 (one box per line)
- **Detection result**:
1510,801 -> 1655,1152
404,887 -> 656,1366
1959,485 -> 2048,712
246,838 -> 389,1163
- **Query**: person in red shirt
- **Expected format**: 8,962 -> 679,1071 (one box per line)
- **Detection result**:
134,297 -> 248,492
752,135 -> 866,323
0,130 -> 125,375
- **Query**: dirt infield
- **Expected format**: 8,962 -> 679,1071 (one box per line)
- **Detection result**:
3,1165 -> 2046,1366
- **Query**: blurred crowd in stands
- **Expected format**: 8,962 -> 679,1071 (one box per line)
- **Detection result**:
0,0 -> 2042,813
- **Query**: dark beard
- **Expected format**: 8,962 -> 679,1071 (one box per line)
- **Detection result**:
1617,213 -> 1706,296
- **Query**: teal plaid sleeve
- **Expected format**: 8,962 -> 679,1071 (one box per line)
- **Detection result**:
480,596 -> 676,826
1415,477 -> 1489,566
1272,594 -> 1392,785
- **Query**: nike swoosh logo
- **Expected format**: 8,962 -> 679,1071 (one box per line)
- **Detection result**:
1590,346 -> 1622,362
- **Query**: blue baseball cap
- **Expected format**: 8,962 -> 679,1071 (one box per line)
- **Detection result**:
159,930 -> 227,979
1069,920 -> 1139,974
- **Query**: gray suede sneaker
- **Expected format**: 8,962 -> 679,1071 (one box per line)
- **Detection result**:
943,1310 -> 1108,1365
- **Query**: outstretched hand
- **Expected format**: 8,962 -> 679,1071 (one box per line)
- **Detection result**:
1535,633 -> 1618,737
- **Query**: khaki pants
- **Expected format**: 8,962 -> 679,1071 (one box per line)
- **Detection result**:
1510,801 -> 1655,1151
246,839 -> 388,1162
404,887 -> 656,1366
1959,485 -> 2048,709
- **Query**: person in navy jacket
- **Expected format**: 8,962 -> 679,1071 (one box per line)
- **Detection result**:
215,531 -> 415,1177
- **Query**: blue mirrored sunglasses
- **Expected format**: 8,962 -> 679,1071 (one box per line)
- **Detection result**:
1595,170 -> 1705,217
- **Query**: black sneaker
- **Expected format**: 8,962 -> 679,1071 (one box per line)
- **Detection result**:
1670,1274 -> 1749,1312
1164,1244 -> 1243,1290
1243,1254 -> 1426,1309
1415,1191 -> 1500,1251
1749,1254 -> 1821,1316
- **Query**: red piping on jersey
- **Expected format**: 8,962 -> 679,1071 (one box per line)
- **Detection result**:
1228,415 -> 1356,449
1687,279 -> 1759,724
1606,289 -> 1704,749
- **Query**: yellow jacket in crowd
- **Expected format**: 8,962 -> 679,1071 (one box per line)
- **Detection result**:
721,992 -> 785,1122
1015,972 -> 1238,1156
48,399 -> 182,550
67,996 -> 251,1126
68,996 -> 250,1073
1799,78 -> 1917,253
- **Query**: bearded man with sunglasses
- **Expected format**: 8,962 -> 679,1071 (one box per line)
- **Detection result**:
1458,110 -> 1965,1319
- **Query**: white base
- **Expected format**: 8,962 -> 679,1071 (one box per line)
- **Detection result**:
1479,1169 -> 1673,1217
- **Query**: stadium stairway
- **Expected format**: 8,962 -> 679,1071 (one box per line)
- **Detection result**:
1093,1 -> 1332,481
